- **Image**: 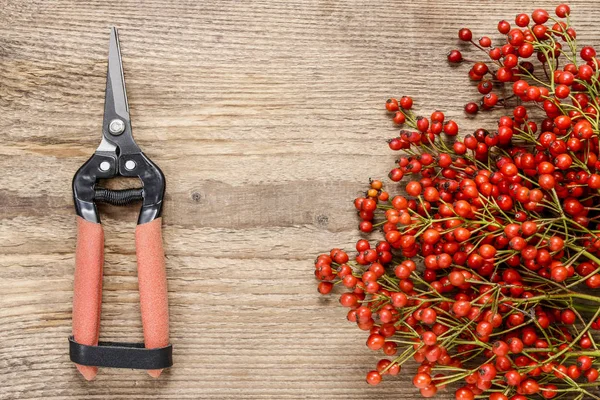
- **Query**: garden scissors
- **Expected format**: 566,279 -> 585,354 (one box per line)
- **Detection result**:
70,27 -> 172,380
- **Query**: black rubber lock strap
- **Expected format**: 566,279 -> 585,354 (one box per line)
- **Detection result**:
69,336 -> 173,370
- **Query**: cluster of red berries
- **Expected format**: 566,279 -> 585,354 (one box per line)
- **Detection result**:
315,5 -> 600,400
447,4 -> 598,117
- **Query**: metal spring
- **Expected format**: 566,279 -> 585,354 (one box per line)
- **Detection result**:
94,188 -> 144,206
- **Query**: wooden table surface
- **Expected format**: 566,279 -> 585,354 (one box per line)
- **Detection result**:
1,1 -> 599,399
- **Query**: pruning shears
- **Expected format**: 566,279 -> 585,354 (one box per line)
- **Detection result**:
70,27 -> 172,380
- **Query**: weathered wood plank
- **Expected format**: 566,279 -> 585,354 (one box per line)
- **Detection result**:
2,1 -> 600,399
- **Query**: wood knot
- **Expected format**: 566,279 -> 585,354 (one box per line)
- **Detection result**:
191,192 -> 202,202
315,214 -> 329,228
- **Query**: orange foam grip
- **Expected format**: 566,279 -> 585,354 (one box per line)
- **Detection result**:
135,217 -> 170,378
73,216 -> 104,380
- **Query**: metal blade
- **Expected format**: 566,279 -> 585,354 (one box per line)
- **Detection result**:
105,27 -> 129,119
99,27 -> 140,155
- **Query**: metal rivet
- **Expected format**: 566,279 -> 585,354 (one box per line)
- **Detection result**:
125,160 -> 136,170
99,161 -> 111,171
109,119 -> 125,135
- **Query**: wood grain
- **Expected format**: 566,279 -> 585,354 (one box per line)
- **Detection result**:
1,1 -> 600,398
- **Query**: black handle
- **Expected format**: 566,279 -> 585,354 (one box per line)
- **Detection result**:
69,336 -> 173,370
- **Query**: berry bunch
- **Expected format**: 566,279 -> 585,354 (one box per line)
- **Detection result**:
315,5 -> 600,399
447,4 -> 597,118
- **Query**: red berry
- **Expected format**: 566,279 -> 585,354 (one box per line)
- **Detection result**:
413,373 -> 432,389
416,117 -> 429,132
539,174 -> 556,190
392,111 -> 406,125
498,20 -> 511,34
399,96 -> 413,110
505,369 -> 522,386
420,384 -> 437,398
555,84 -> 570,99
366,333 -> 385,351
561,309 -> 576,324
578,356 -> 593,371
585,368 -> 599,383
339,293 -> 358,308
448,49 -> 463,63
483,93 -> 498,108
478,363 -> 497,381
568,365 -> 581,380
406,181 -> 422,196
366,370 -> 382,385
479,36 -> 492,47
385,98 -> 399,112
541,384 -> 558,399
555,4 -> 570,18
532,9 -> 549,24
551,266 -> 568,282
464,102 -> 479,115
520,378 -> 540,394
581,46 -> 597,62
508,337 -> 524,353
508,29 -> 524,46
496,67 -> 513,82
458,28 -> 472,41
455,387 -> 475,400
452,300 -> 472,317
444,120 -> 459,136
359,220 -> 373,232
515,13 -> 530,27
317,281 -> 333,294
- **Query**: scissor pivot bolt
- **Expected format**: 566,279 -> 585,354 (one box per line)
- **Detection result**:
109,119 -> 125,135
99,161 -> 111,171
125,160 -> 137,170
